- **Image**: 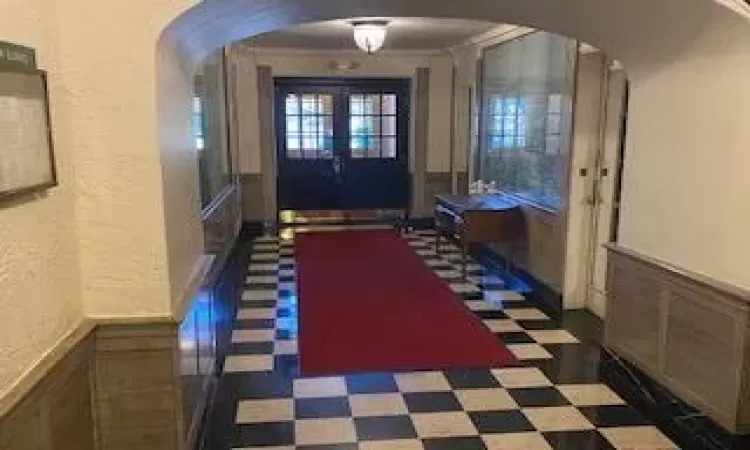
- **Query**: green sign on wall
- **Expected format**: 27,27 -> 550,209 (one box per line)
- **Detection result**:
0,42 -> 37,70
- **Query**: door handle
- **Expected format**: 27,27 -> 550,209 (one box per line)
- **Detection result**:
333,155 -> 342,175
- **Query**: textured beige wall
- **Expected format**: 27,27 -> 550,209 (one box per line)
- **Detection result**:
54,0 -> 197,319
0,0 -> 198,398
0,0 -> 84,398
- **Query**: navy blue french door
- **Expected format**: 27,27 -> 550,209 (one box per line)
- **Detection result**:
275,78 -> 411,211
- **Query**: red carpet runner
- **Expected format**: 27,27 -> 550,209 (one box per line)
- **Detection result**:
296,230 -> 518,376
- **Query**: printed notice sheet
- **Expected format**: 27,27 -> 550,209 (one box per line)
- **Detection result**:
0,71 -> 53,195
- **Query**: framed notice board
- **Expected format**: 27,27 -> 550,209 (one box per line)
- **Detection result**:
0,67 -> 57,199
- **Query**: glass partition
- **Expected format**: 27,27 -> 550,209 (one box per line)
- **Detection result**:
194,48 -> 232,209
474,32 -> 576,210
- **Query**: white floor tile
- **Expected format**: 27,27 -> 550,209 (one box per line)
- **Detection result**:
492,368 -> 553,388
507,344 -> 554,360
522,406 -> 595,432
394,372 -> 452,393
235,399 -> 293,423
295,418 -> 357,446
224,355 -> 273,373
556,384 -> 626,406
231,329 -> 275,343
294,377 -> 348,399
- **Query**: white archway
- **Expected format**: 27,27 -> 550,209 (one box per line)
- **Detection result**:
156,0 -> 750,316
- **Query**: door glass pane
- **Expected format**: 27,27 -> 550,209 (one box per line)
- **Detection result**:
286,116 -> 299,134
364,94 -> 381,114
382,116 -> 396,136
350,116 -> 365,135
285,94 -> 299,114
382,137 -> 397,158
382,95 -> 397,114
319,116 -> 333,136
364,116 -> 380,135
350,95 -> 364,114
351,135 -> 369,150
319,94 -> 333,114
302,134 -> 316,150
301,95 -> 317,114
366,137 -> 381,158
301,115 -> 317,134
283,92 -> 334,160
348,92 -> 400,159
287,134 -> 300,150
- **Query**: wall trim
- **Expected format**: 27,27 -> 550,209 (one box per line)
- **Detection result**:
605,243 -> 750,433
0,319 -> 96,419
605,243 -> 750,303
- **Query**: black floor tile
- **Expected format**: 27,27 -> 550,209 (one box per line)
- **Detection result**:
495,331 -> 536,344
275,329 -> 295,340
345,372 -> 399,394
543,430 -> 615,450
508,387 -> 571,407
516,319 -> 565,330
230,341 -> 274,355
443,368 -> 501,390
579,404 -> 651,428
236,318 -> 276,329
469,410 -> 535,434
404,392 -> 463,413
245,282 -> 278,290
479,283 -> 506,291
295,397 -> 351,419
474,310 -> 509,320
354,415 -> 418,441
274,354 -> 300,378
276,307 -> 294,317
221,372 -> 293,399
233,421 -> 294,447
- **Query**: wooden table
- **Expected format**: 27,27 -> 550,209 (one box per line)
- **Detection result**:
434,194 -> 524,279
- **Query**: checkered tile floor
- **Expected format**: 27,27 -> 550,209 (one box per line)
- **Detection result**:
213,229 -> 677,449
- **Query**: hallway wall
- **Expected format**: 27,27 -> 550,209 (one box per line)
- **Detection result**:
2,0 -> 750,415
0,0 -> 84,398
616,15 -> 750,290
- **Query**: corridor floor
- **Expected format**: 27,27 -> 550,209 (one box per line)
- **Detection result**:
204,229 -> 677,449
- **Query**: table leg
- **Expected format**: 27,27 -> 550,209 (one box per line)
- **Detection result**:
462,244 -> 468,281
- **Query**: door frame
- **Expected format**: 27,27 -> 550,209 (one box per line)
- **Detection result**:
273,77 -> 412,214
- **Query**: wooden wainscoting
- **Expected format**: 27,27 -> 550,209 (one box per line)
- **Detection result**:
0,323 -> 96,450
605,244 -> 750,433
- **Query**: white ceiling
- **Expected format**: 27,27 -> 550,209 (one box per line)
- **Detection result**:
243,18 -> 499,51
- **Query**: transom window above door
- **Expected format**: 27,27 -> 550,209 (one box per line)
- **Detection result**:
349,93 -> 397,159
285,93 -> 334,159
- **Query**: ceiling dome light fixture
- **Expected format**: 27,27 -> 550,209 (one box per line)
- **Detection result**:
351,20 -> 389,54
